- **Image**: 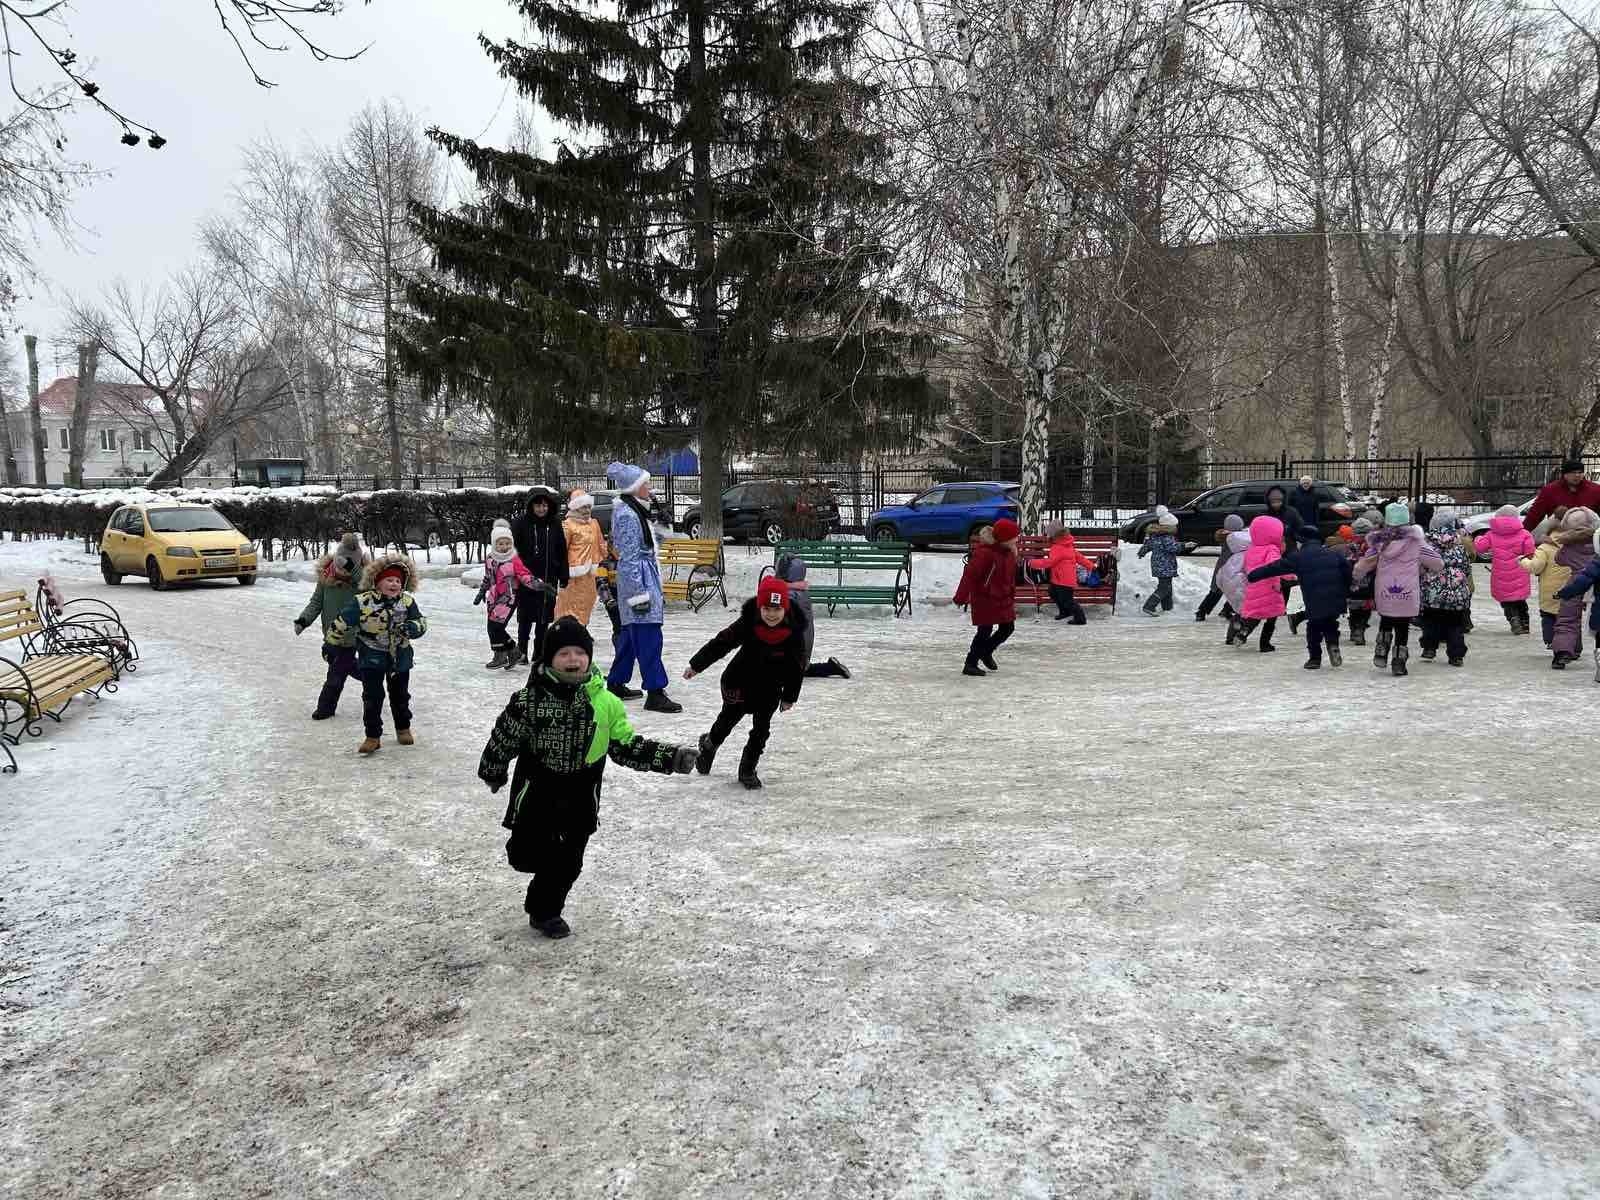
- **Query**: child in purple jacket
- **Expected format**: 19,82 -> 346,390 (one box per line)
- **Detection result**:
1353,503 -> 1443,677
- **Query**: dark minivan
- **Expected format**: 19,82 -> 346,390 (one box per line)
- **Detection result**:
1120,479 -> 1360,547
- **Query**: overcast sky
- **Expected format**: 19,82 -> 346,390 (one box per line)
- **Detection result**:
13,0 -> 545,382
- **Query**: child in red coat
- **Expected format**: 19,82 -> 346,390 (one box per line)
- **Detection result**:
954,518 -> 1021,676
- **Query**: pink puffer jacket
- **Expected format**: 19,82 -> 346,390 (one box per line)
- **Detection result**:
1241,516 -> 1287,619
1474,515 -> 1535,601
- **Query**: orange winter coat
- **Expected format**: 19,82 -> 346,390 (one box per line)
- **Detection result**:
554,515 -> 607,623
1026,535 -> 1096,586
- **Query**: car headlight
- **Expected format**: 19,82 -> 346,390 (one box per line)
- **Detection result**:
166,546 -> 197,557
239,543 -> 256,556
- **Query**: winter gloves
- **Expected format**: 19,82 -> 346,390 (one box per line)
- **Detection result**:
671,745 -> 700,774
293,618 -> 308,635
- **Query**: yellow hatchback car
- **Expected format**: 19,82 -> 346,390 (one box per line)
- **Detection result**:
100,503 -> 260,590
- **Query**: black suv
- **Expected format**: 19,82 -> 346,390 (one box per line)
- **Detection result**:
679,479 -> 840,544
1120,479 -> 1361,547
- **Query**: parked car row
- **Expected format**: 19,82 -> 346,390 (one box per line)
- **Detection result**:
1118,479 -> 1361,546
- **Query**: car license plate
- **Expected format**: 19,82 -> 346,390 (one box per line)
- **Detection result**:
205,557 -> 231,569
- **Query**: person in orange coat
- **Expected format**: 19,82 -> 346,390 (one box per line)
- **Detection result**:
954,518 -> 1020,676
1026,519 -> 1097,623
554,490 -> 607,626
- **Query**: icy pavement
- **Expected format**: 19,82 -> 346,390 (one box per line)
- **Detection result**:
2,538 -> 1598,1199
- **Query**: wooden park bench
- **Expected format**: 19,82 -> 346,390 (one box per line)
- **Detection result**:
767,540 -> 913,617
596,537 -> 728,612
35,575 -> 140,674
951,532 -> 1120,614
0,590 -> 122,774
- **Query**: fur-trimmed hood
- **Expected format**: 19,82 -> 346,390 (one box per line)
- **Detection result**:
360,551 -> 420,591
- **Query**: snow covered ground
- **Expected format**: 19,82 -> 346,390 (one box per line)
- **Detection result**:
3,537 -> 1598,1199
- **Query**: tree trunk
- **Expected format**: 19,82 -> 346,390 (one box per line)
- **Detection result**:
1017,353 -> 1052,534
1311,202 -> 1329,459
147,437 -> 209,488
67,344 -> 99,487
687,0 -> 724,541
384,292 -> 402,487
25,335 -> 45,486
0,372 -> 18,485
1365,236 -> 1404,486
1325,231 -> 1356,483
1079,398 -> 1096,520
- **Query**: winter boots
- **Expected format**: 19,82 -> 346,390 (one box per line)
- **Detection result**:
532,915 -> 572,939
694,733 -> 716,775
962,660 -> 986,676
608,681 -> 643,701
358,737 -> 381,755
1328,646 -> 1342,668
1420,646 -> 1437,661
644,690 -> 682,714
1288,612 -> 1306,635
397,729 -> 415,746
980,655 -> 1001,672
1391,645 -> 1409,677
485,647 -> 511,670
739,772 -> 764,790
1373,629 -> 1394,669
311,709 -> 335,721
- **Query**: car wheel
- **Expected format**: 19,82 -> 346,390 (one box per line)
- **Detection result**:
237,574 -> 256,586
101,554 -> 122,585
763,520 -> 786,545
146,556 -> 167,592
686,517 -> 704,540
871,523 -> 898,543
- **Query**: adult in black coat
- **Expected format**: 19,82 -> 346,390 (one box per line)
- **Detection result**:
1248,526 -> 1355,668
509,486 -> 570,665
1287,476 -> 1322,533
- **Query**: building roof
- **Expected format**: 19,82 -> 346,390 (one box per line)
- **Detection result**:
34,376 -> 170,421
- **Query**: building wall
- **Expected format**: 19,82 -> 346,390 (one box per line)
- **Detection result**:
3,414 -> 171,486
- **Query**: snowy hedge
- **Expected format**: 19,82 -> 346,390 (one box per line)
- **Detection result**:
0,483 -> 542,563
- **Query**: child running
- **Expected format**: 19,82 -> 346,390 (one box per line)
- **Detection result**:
1554,524 -> 1600,682
1137,506 -> 1188,616
1545,507 -> 1598,668
1027,520 -> 1097,623
328,551 -> 428,754
293,532 -> 368,720
1246,525 -> 1352,669
478,618 -> 698,938
1354,503 -> 1442,676
1197,514 -> 1245,622
1418,513 -> 1473,667
954,518 -> 1020,676
1474,504 -> 1535,635
1237,515 -> 1288,652
475,519 -> 534,670
1217,522 -> 1255,644
684,576 -> 808,790
1340,518 -> 1377,645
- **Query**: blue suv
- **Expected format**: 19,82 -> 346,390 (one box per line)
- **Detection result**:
867,481 -> 1021,546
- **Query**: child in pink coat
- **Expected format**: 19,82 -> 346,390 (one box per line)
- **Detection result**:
1236,515 -> 1287,653
1474,504 -> 1535,634
475,519 -> 535,669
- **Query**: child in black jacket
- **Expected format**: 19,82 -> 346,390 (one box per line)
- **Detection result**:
478,619 -> 698,938
683,576 -> 808,790
1247,526 -> 1354,669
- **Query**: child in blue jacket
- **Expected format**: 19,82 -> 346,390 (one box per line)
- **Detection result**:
1138,507 -> 1194,616
1246,526 -> 1353,669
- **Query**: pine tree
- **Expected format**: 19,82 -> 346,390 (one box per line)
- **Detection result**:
401,0 -> 940,535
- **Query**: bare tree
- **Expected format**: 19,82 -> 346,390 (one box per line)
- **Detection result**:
323,100 -> 439,484
23,331 -> 42,483
65,341 -> 97,486
0,354 -> 20,483
69,272 -> 292,486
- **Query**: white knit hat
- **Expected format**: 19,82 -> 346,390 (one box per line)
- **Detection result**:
491,518 -> 514,545
567,490 -> 594,512
1154,505 -> 1175,525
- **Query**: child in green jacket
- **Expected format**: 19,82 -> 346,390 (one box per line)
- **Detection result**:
478,618 -> 698,939
293,533 -> 367,720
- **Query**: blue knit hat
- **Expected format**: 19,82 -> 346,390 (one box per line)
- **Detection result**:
1224,514 -> 1245,531
607,461 -> 651,496
1384,502 -> 1411,527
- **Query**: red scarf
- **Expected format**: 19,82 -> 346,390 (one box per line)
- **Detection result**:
754,621 -> 791,645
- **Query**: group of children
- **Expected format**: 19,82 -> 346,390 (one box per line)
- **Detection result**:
1170,496 -> 1600,678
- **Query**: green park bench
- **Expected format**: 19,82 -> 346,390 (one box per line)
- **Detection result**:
766,540 -> 913,617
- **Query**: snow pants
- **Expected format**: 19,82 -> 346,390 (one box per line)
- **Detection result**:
1235,616 -> 1277,649
967,622 -> 1015,667
1500,599 -> 1530,634
1553,597 -> 1588,657
1541,611 -> 1556,647
487,617 -> 512,649
1196,584 -> 1224,619
1050,584 -> 1088,623
360,668 -> 411,739
706,696 -> 779,776
1142,577 -> 1175,614
516,584 -> 556,659
1379,615 -> 1411,648
520,826 -> 592,922
1305,616 -> 1340,663
313,646 -> 359,718
1420,608 -> 1468,662
608,622 -> 669,691
1347,607 -> 1372,641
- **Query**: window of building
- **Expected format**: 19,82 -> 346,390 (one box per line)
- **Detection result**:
130,429 -> 155,453
99,428 -> 117,452
58,427 -> 68,450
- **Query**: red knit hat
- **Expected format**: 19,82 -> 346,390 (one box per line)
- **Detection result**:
757,577 -> 791,611
375,563 -> 408,587
992,518 -> 1021,543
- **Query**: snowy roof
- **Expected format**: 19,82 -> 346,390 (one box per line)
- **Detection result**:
33,377 -> 188,422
